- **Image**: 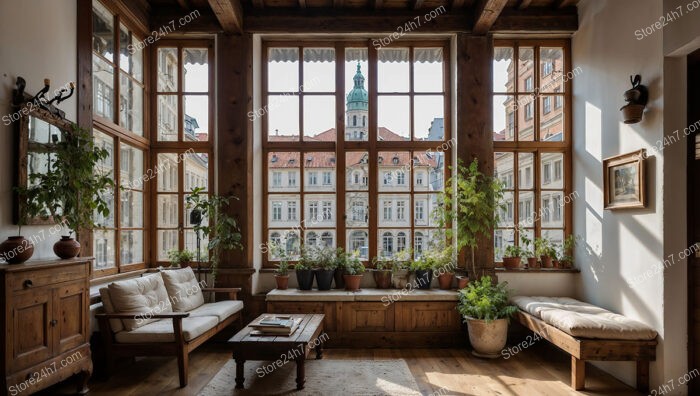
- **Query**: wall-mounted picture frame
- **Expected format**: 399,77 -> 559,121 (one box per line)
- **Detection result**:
603,149 -> 647,210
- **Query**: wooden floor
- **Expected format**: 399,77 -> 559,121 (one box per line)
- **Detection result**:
40,341 -> 641,396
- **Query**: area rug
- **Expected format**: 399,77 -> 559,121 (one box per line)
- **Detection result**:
199,359 -> 422,396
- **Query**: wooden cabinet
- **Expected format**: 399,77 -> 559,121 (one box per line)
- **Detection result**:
1,258 -> 93,395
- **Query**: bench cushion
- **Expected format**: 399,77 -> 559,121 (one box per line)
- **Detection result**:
114,316 -> 219,343
161,267 -> 205,312
512,296 -> 657,341
187,300 -> 243,323
99,287 -> 124,333
108,273 -> 172,331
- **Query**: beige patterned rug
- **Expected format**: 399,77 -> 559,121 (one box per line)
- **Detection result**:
199,359 -> 422,396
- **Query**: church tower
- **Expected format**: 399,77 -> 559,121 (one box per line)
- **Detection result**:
346,63 -> 368,141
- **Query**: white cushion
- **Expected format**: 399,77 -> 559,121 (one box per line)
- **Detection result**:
99,287 -> 124,333
108,274 -> 172,331
161,267 -> 205,312
512,296 -> 658,341
187,300 -> 243,323
114,316 -> 218,343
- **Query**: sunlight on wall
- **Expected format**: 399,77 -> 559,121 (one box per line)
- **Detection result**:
584,102 -> 602,159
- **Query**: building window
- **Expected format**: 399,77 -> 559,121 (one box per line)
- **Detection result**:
543,96 -> 551,114
288,202 -> 297,221
309,172 -> 318,186
323,171 -> 332,185
382,232 -> 393,257
396,171 -> 405,185
383,201 -> 392,221
272,201 -> 282,221
544,162 -> 551,184
525,77 -> 533,91
288,171 -> 296,187
524,102 -> 533,120
272,172 -> 282,187
309,201 -> 319,221
415,201 -> 425,222
322,201 -> 333,221
397,201 -> 406,221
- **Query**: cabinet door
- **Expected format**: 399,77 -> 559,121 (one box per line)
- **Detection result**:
341,302 -> 394,332
54,280 -> 89,354
10,289 -> 53,372
395,302 -> 462,332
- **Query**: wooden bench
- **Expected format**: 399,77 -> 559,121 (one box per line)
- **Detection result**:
516,310 -> 657,392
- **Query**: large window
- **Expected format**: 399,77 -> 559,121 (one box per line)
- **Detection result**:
492,40 -> 571,263
263,42 -> 450,266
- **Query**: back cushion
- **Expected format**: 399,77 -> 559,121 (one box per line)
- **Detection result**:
161,267 -> 205,312
108,273 -> 172,331
99,287 -> 124,333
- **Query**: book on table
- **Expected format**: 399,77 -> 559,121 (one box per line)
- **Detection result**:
249,316 -> 302,336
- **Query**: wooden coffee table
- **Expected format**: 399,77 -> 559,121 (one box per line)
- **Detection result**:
229,313 -> 325,390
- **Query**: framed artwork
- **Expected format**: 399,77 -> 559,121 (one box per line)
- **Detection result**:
603,149 -> 646,210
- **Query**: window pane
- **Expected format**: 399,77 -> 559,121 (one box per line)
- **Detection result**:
119,24 -> 143,82
493,47 -> 513,93
304,152 -> 336,192
541,191 -> 565,228
378,152 -> 411,192
157,47 -> 178,92
119,75 -> 143,135
541,152 -> 564,189
268,152 -> 300,192
414,48 -> 443,93
92,0 -> 114,62
498,191 -> 514,227
303,48 -> 335,92
183,48 -> 209,92
184,152 -> 209,191
518,94 -> 535,141
518,47 -> 534,92
542,229 -> 564,250
347,229 -> 369,260
378,229 -> 410,258
185,230 -> 209,256
267,230 -> 300,260
120,230 -> 143,264
414,96 -> 444,141
184,193 -> 209,228
417,150 -> 445,191
520,228 -> 535,255
94,130 -> 115,228
94,229 -> 116,269
346,192 -> 369,227
183,95 -> 208,141
378,48 -> 409,92
345,48 -> 368,142
414,194 -> 439,227
540,47 -> 565,92
93,54 -> 114,119
120,190 -> 143,228
494,228 -> 514,262
268,195 -> 300,228
378,194 -> 411,227
303,96 -> 335,141
157,230 -> 179,261
267,94 -> 299,141
518,152 -> 534,189
304,194 -> 335,228
157,95 -> 178,141
345,152 -> 369,191
378,96 -> 409,140
268,48 -> 299,92
518,191 -> 535,227
157,194 -> 179,228
493,95 -> 515,142
157,153 -> 180,192
494,152 -> 514,189
540,95 -> 564,142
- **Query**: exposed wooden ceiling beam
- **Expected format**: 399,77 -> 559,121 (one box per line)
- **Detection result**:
554,0 -> 577,8
151,7 -> 223,33
176,0 -> 190,9
413,0 -> 425,9
252,0 -> 265,8
518,0 -> 532,9
333,0 -> 343,7
374,0 -> 384,9
472,0 -> 508,34
451,0 -> 465,8
299,0 -> 307,8
207,0 -> 243,33
492,7 -> 577,33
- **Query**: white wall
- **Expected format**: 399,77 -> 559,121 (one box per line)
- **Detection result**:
573,0 -> 695,391
0,0 -> 78,260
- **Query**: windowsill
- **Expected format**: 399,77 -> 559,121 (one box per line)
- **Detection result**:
494,267 -> 580,273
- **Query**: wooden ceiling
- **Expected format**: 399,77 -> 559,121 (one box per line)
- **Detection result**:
144,0 -> 579,34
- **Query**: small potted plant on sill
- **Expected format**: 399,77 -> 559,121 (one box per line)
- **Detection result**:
411,255 -> 434,290
314,246 -> 337,291
430,244 -> 455,290
372,256 -> 394,289
519,232 -> 538,268
343,254 -> 365,292
391,249 -> 413,289
502,245 -> 526,269
458,276 -> 518,358
558,234 -> 579,269
295,246 -> 315,291
167,249 -> 195,268
270,242 -> 291,290
333,248 -> 349,289
534,237 -> 556,268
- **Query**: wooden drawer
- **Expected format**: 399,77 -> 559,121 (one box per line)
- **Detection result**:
341,302 -> 394,332
395,301 -> 462,332
7,263 -> 87,292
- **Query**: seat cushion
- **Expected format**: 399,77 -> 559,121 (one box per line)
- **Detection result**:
161,267 -> 205,312
108,273 -> 172,331
512,296 -> 658,341
187,300 -> 244,323
99,287 -> 124,333
114,316 -> 219,343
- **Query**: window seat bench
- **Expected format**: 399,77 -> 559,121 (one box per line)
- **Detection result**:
266,289 -> 465,348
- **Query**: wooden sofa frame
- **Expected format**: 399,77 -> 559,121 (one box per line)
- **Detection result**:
515,310 -> 657,392
96,288 -> 243,388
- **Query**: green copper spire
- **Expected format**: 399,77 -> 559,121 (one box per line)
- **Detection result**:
346,63 -> 368,112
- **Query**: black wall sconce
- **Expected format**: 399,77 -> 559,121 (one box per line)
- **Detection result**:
620,75 -> 648,124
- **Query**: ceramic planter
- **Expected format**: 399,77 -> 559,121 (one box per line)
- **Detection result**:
296,269 -> 315,290
333,268 -> 346,289
466,317 -> 509,358
343,274 -> 363,291
502,257 -> 521,269
274,275 -> 289,290
526,257 -> 538,268
540,255 -> 553,268
53,236 -> 80,259
391,269 -> 411,289
0,236 -> 34,264
315,269 -> 335,291
373,269 -> 392,289
414,269 -> 433,290
621,103 -> 645,124
437,272 -> 454,290
456,276 -> 470,289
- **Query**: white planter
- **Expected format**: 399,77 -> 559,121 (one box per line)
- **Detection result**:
465,317 -> 509,358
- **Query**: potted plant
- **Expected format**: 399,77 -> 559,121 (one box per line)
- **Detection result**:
295,246 -> 315,290
559,234 -> 579,269
343,254 -> 365,292
333,248 -> 348,289
456,272 -> 470,289
502,245 -> 526,269
411,255 -> 433,290
167,249 -> 195,268
534,237 -> 556,268
520,232 -> 538,268
17,124 -> 113,259
186,187 -> 243,278
430,245 -> 455,290
372,256 -> 393,289
457,276 -> 518,358
270,242 -> 291,290
314,246 -> 337,291
391,249 -> 413,289
437,159 -> 504,280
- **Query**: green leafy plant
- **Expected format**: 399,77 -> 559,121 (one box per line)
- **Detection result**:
372,256 -> 393,271
17,124 -> 114,238
436,158 -> 505,278
392,248 -> 413,270
534,237 -> 557,258
315,246 -> 338,270
185,187 -> 243,277
503,245 -> 527,259
519,232 -> 535,257
167,249 -> 194,267
295,245 -> 315,270
344,255 -> 366,275
560,234 -> 579,265
274,261 -> 290,276
410,255 -> 433,271
457,276 -> 518,322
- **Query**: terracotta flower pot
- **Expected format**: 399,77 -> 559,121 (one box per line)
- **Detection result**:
437,272 -> 455,290
0,236 -> 34,264
54,236 -> 81,259
540,255 -> 553,268
527,257 -> 539,268
502,257 -> 521,269
343,274 -> 363,291
373,270 -> 392,289
466,317 -> 509,358
552,260 -> 560,269
274,275 -> 289,290
180,261 -> 192,268
456,276 -> 470,289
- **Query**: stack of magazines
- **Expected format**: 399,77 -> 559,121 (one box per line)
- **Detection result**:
249,315 -> 302,336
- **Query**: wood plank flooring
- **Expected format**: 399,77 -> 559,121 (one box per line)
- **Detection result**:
38,342 -> 641,395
